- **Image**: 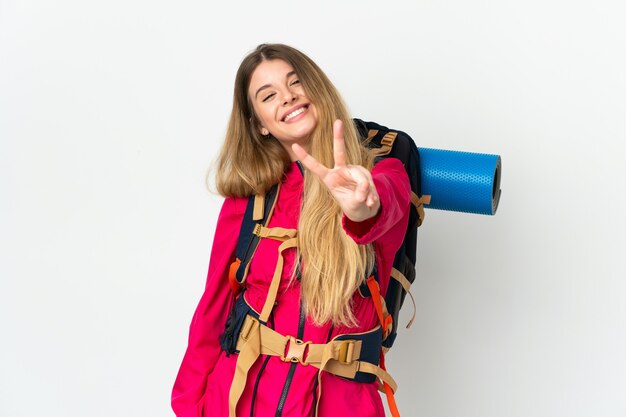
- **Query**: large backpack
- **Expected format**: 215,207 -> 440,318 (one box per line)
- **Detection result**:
353,118 -> 429,349
225,119 -> 430,417
228,118 -> 429,348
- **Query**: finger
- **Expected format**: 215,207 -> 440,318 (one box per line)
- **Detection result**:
350,166 -> 378,207
366,175 -> 378,208
356,179 -> 370,204
366,187 -> 379,208
292,143 -> 329,179
333,119 -> 347,168
349,167 -> 370,203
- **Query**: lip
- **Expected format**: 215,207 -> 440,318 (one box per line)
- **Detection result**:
281,104 -> 309,122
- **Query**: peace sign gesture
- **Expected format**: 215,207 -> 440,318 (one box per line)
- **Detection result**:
292,119 -> 380,222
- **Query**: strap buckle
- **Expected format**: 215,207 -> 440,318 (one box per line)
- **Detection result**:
337,340 -> 356,364
282,336 -> 311,365
240,316 -> 257,341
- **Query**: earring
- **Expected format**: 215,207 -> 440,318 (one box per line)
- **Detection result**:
261,128 -> 269,136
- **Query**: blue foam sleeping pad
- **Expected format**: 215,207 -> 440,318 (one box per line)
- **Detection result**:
417,147 -> 502,215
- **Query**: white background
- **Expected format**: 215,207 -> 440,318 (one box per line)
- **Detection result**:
1,1 -> 625,416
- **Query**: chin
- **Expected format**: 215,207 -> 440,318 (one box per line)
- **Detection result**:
290,125 -> 316,140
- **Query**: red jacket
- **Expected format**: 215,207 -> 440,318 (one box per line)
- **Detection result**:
172,158 -> 411,417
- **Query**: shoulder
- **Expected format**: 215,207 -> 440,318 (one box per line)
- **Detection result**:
215,195 -> 248,226
372,156 -> 406,173
371,157 -> 410,187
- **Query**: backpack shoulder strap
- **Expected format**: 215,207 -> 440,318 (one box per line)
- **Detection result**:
228,183 -> 280,294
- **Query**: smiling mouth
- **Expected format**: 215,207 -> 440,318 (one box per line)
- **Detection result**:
283,105 -> 308,122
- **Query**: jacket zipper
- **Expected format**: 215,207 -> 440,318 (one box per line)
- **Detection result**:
274,302 -> 306,416
250,356 -> 271,417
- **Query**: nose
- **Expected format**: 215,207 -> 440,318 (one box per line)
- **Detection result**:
282,90 -> 297,105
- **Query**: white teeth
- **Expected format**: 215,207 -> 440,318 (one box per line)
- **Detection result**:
284,107 -> 305,121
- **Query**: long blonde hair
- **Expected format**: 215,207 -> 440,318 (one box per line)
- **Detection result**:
215,44 -> 374,326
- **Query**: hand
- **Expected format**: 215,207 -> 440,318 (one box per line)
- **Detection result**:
292,119 -> 380,222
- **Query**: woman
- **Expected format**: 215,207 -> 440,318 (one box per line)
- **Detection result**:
172,43 -> 411,417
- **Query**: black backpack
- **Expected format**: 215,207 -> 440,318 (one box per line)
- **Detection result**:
353,118 -> 429,348
228,118 -> 429,350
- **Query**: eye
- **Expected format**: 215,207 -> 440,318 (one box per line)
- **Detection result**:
262,92 -> 276,102
290,79 -> 301,86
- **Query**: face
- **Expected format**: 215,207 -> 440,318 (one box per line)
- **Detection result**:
248,59 -> 318,158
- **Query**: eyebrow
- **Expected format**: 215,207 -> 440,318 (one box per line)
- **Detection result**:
254,70 -> 297,99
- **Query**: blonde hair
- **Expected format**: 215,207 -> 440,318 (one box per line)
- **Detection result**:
215,44 -> 374,326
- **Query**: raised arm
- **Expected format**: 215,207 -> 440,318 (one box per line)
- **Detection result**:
292,119 -> 411,246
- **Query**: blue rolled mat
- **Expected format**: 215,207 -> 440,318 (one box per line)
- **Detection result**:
417,147 -> 502,215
